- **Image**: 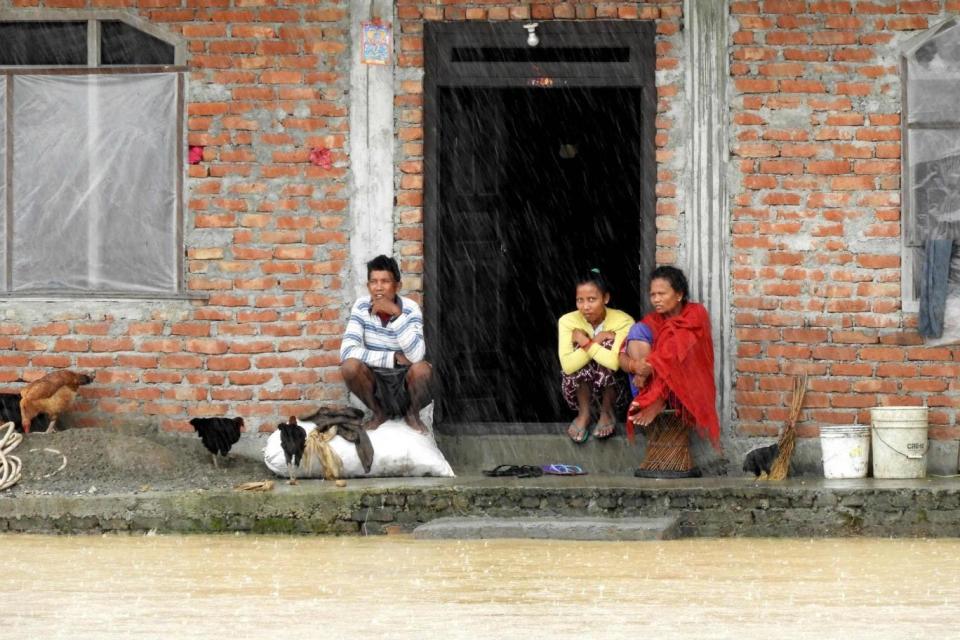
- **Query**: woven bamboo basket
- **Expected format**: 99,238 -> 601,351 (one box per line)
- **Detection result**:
635,409 -> 701,478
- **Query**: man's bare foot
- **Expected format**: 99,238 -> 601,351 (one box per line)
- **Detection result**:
404,414 -> 429,434
363,415 -> 387,431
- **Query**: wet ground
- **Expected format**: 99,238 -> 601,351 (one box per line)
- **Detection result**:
6,427 -> 266,496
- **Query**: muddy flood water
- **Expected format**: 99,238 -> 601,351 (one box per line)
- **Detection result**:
5,534 -> 960,639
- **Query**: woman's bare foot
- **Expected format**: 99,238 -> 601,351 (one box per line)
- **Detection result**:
633,397 -> 666,427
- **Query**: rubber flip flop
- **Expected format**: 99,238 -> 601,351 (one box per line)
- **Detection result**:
483,464 -> 544,478
541,464 -> 588,476
483,464 -> 518,477
567,422 -> 590,444
517,465 -> 543,478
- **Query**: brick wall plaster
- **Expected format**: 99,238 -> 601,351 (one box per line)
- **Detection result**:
348,0 -> 395,297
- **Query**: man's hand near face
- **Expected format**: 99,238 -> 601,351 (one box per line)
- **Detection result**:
370,296 -> 401,318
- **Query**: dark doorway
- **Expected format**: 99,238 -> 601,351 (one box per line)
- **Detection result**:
424,22 -> 656,432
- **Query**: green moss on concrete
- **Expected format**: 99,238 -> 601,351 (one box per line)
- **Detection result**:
5,478 -> 960,537
251,517 -> 300,534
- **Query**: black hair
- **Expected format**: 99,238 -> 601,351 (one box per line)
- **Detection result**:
650,265 -> 689,303
575,267 -> 610,296
366,255 -> 401,282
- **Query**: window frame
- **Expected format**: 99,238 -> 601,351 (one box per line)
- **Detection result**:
0,11 -> 190,299
0,11 -> 186,68
900,17 -> 960,313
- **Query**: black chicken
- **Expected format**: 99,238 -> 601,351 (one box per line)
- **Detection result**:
189,417 -> 244,468
743,443 -> 779,478
278,416 -> 307,485
0,393 -> 49,433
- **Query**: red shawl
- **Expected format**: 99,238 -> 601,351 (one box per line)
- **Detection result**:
626,302 -> 720,449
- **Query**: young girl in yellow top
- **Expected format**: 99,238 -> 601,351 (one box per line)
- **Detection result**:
557,269 -> 634,442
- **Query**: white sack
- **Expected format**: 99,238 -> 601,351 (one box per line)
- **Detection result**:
263,419 -> 455,479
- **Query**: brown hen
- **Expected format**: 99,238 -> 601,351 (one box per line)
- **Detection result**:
20,370 -> 93,433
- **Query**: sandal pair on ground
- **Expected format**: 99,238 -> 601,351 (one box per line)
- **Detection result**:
482,464 -> 543,478
567,418 -> 616,444
483,464 -> 588,477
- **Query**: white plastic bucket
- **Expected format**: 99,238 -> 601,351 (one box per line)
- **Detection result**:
870,406 -> 929,479
820,425 -> 870,479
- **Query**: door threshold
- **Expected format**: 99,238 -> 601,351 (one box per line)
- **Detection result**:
435,422 -> 571,436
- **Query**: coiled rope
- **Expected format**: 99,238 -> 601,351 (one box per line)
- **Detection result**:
0,421 -> 22,491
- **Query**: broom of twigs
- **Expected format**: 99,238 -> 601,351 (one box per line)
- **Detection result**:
767,373 -> 808,481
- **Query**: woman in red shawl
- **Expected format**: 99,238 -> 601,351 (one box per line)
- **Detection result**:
619,266 -> 721,450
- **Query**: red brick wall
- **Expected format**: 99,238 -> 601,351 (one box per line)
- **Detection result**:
1,0 -> 351,431
8,1 -> 956,444
730,0 -> 960,440
2,1 -> 686,435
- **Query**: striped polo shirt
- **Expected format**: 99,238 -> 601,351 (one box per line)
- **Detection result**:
339,295 -> 426,368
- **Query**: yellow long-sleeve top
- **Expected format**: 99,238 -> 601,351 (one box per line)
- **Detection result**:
557,307 -> 634,375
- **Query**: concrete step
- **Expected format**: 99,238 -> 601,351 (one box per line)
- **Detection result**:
434,432 -> 727,475
412,515 -> 680,541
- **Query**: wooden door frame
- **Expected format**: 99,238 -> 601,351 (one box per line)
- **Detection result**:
424,21 -> 657,433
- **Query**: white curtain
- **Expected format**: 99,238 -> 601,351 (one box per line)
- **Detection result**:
11,73 -> 177,293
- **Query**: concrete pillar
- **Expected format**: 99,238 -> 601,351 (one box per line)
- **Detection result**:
683,0 -> 732,431
347,0 -> 395,298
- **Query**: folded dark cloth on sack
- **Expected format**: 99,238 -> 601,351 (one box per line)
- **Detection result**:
301,405 -> 374,473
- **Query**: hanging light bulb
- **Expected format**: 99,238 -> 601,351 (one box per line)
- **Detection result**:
523,22 -> 539,47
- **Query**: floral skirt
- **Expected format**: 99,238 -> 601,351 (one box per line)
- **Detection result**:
560,343 -> 628,413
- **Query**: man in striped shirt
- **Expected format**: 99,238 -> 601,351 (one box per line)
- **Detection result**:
339,255 -> 433,433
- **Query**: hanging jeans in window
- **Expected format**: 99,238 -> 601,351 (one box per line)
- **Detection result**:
919,238 -> 954,338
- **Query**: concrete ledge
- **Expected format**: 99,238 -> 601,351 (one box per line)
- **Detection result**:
412,516 -> 679,540
5,476 -> 960,537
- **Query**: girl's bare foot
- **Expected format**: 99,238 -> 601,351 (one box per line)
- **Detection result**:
567,413 -> 591,442
593,411 -> 616,439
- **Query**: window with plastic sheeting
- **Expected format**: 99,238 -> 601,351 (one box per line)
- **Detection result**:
9,74 -> 179,293
0,16 -> 184,296
902,18 -> 960,309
